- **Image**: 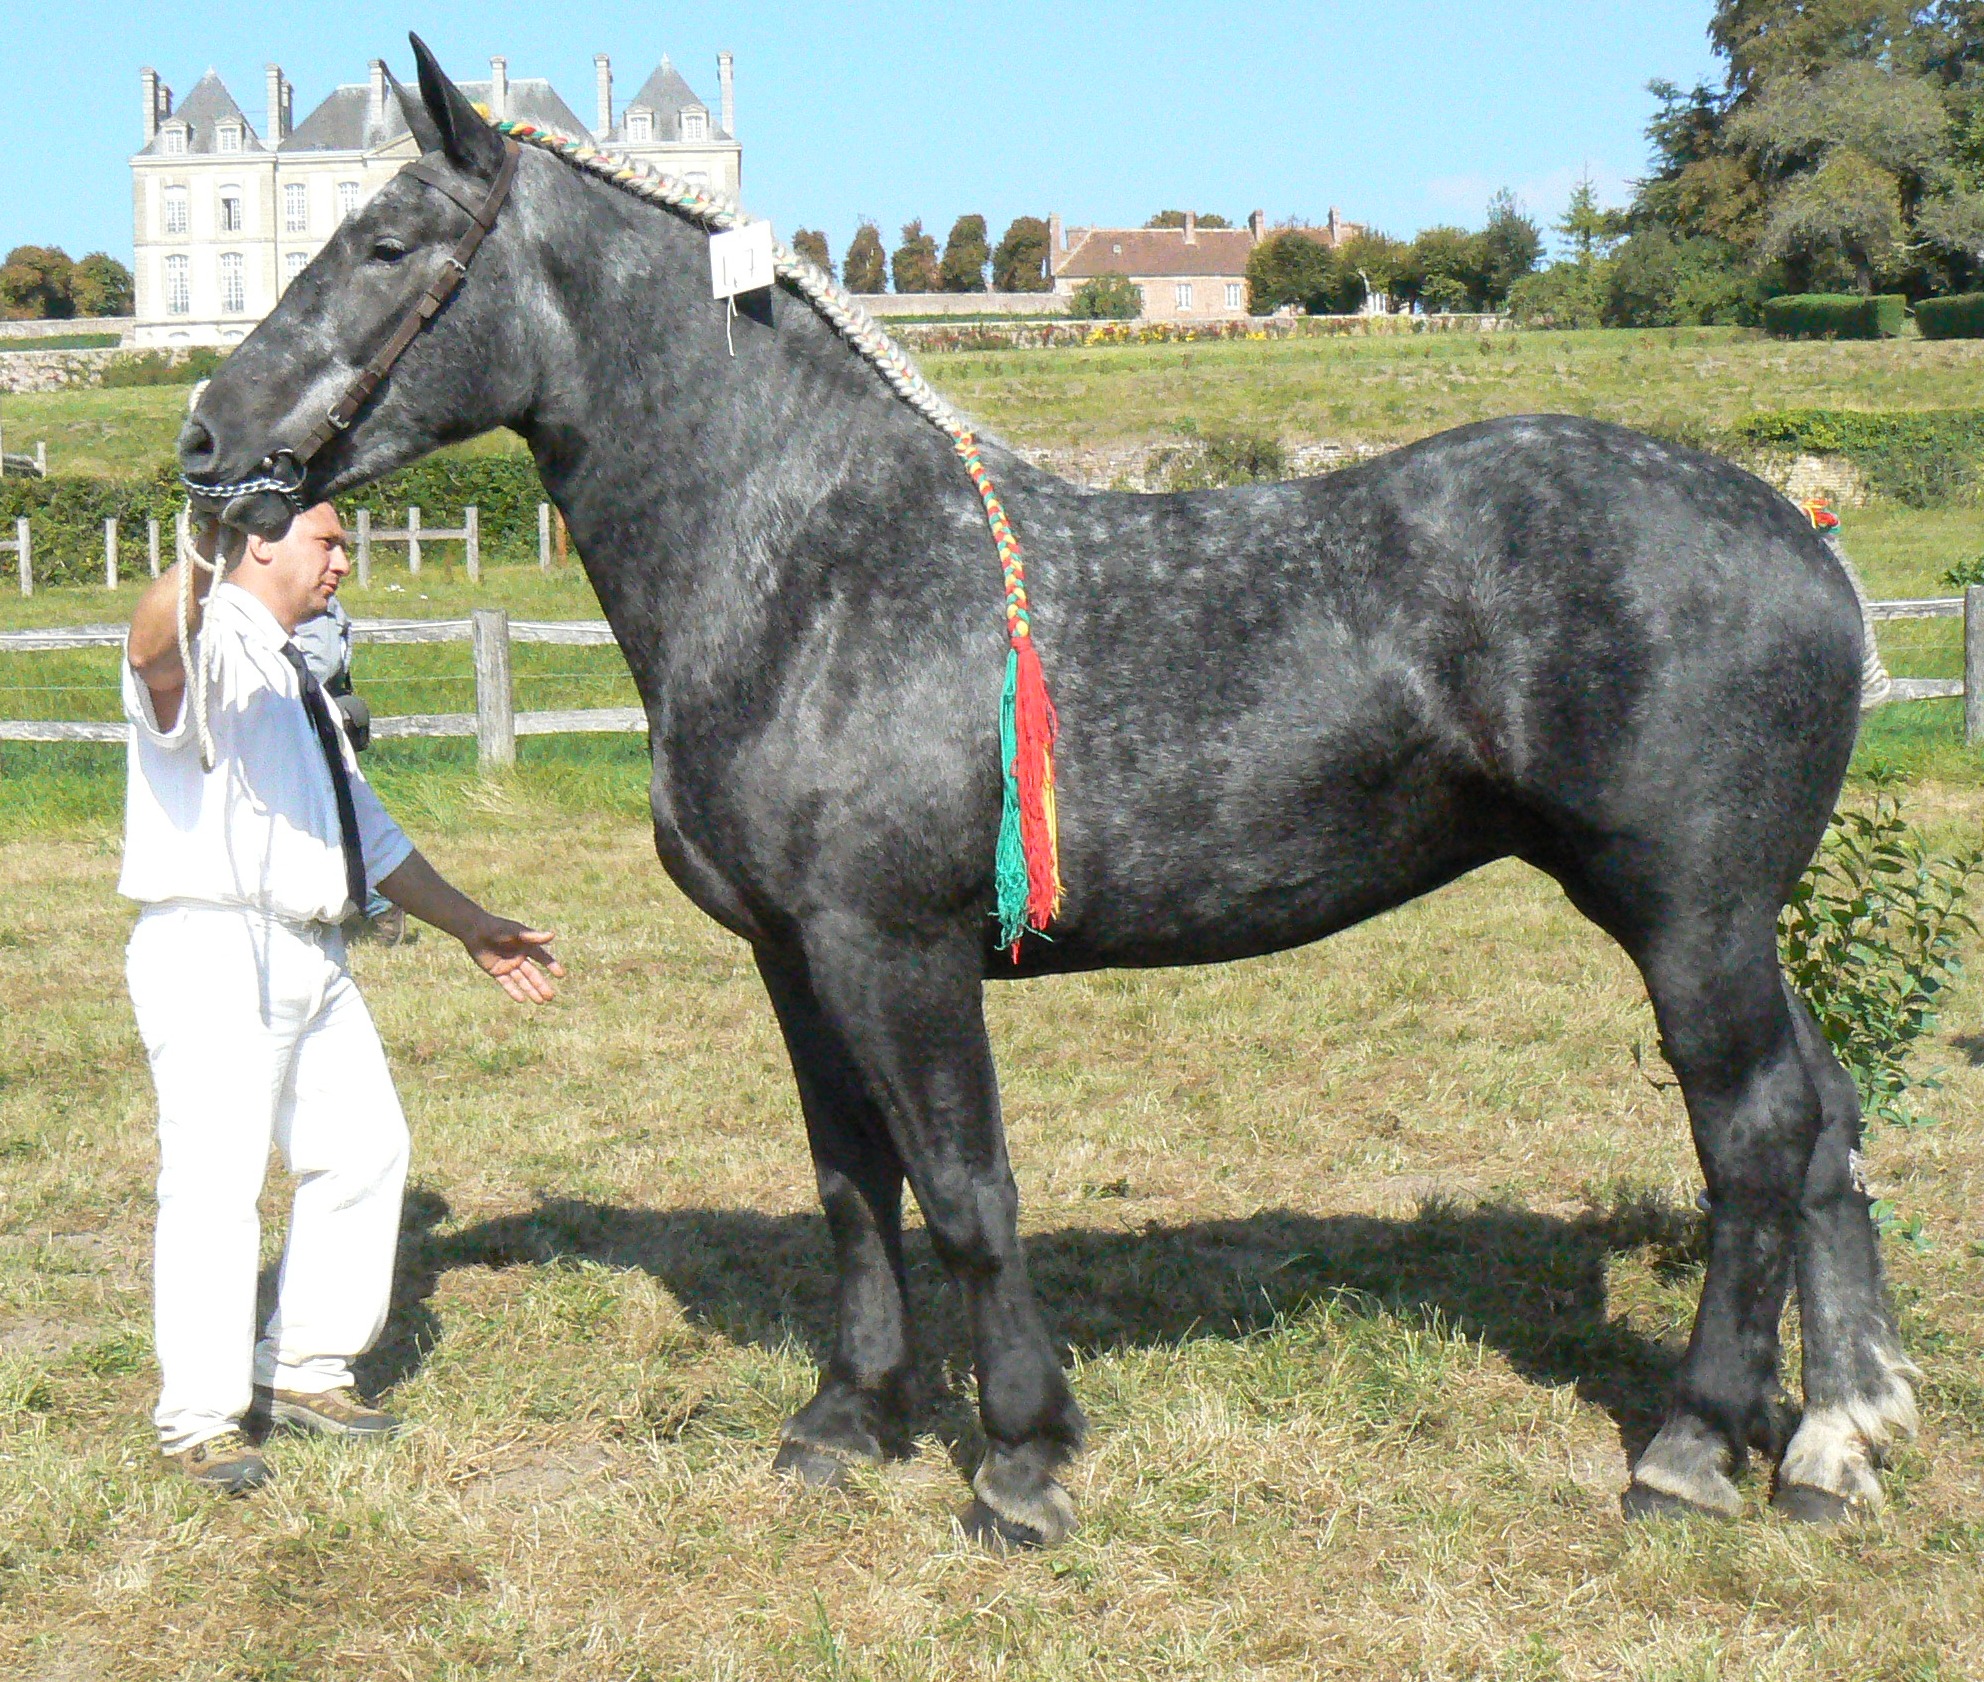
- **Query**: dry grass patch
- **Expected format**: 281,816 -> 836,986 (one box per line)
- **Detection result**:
3,793 -> 1982,1679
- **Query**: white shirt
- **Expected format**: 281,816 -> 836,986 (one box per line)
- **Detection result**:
119,584 -> 413,923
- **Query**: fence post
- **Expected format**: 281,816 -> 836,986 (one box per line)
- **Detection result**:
465,505 -> 480,583
538,501 -> 551,571
35,442 -> 45,474
471,607 -> 515,770
104,518 -> 118,588
407,505 -> 421,575
355,508 -> 371,587
16,517 -> 29,597
148,517 -> 161,578
1967,587 -> 1984,748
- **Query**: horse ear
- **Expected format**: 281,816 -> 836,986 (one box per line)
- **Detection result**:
389,67 -> 443,157
408,33 -> 506,178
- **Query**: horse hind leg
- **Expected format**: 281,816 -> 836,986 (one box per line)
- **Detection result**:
1772,984 -> 1918,1522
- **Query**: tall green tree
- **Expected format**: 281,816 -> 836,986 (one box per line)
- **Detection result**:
1476,191 -> 1544,304
1557,174 -> 1628,261
68,253 -> 133,317
1709,0 -> 1916,97
1244,230 -> 1335,314
790,229 -> 833,280
1144,210 -> 1232,229
991,216 -> 1052,291
843,222 -> 887,293
939,214 -> 990,292
890,220 -> 941,293
0,245 -> 75,319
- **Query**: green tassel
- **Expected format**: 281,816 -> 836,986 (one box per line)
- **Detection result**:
994,645 -> 1030,950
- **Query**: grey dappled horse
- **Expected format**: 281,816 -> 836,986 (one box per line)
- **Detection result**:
177,39 -> 1916,1545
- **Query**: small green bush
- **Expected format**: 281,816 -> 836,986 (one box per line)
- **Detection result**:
1761,293 -> 1907,340
1941,554 -> 1984,589
1915,294 -> 1984,340
97,347 -> 227,388
1068,275 -> 1142,320
1148,427 -> 1286,491
1779,778 -> 1983,1130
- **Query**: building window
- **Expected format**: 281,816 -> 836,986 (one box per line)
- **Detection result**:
1226,282 -> 1244,310
284,250 -> 309,285
164,254 -> 190,315
337,181 -> 361,220
219,252 -> 245,313
161,124 -> 187,156
626,110 -> 652,141
1175,282 -> 1194,310
162,186 -> 189,236
681,107 -> 707,141
284,182 -> 307,233
217,122 -> 242,154
219,191 -> 243,233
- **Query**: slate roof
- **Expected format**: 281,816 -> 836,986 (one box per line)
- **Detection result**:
1055,227 -> 1257,280
137,69 -> 264,158
609,57 -> 731,142
283,76 -> 590,152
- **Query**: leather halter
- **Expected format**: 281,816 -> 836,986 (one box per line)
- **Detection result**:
185,137 -> 520,509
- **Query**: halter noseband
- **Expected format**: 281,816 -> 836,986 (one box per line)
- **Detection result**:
184,136 -> 521,510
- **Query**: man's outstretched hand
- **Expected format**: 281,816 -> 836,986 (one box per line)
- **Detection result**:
464,915 -> 565,1004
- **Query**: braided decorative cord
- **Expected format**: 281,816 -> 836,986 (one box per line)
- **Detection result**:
483,112 -> 1062,951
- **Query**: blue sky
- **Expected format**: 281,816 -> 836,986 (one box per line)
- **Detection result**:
2,2 -> 1724,269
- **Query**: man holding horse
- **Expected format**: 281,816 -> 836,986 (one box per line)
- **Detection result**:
122,500 -> 564,1493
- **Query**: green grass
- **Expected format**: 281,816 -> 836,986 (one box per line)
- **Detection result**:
0,332 -> 122,353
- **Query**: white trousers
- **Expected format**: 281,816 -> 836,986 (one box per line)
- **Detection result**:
126,904 -> 409,1452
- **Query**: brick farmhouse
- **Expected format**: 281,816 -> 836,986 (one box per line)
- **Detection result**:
1047,209 -> 1365,321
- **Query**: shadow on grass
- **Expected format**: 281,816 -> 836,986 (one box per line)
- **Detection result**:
364,1189 -> 1704,1461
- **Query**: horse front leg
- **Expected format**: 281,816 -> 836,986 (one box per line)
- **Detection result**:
795,914 -> 1085,1547
757,948 -> 916,1484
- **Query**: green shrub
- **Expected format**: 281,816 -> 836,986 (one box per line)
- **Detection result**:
1915,294 -> 1984,340
1940,554 -> 1984,589
1068,275 -> 1142,320
97,347 -> 226,388
1779,778 -> 1982,1130
1147,427 -> 1286,491
1731,407 -> 1984,506
1761,292 -> 1908,340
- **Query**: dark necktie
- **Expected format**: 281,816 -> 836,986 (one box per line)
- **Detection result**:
281,642 -> 367,918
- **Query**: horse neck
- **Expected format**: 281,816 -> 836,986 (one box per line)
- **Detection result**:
512,177 -> 947,632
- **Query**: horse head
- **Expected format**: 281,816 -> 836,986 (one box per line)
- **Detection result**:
178,36 -> 541,538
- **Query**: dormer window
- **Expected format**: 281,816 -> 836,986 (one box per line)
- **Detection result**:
626,110 -> 653,141
161,124 -> 188,156
680,106 -> 707,141
217,122 -> 242,154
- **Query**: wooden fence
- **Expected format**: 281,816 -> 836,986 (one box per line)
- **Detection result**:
3,596 -> 1981,765
6,504 -> 568,595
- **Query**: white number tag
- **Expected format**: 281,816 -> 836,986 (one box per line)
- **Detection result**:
709,221 -> 775,299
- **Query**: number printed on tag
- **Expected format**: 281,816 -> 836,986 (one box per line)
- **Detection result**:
709,221 -> 775,299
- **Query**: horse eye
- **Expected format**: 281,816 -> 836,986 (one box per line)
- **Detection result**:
369,238 -> 409,264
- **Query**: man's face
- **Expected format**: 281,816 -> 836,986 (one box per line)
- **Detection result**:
247,503 -> 351,628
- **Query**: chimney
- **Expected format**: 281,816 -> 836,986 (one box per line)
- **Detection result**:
594,53 -> 612,138
717,51 -> 735,135
265,63 -> 285,144
1184,210 -> 1197,246
489,55 -> 509,119
1049,212 -> 1063,256
142,67 -> 160,144
283,75 -> 293,137
1248,208 -> 1265,242
368,59 -> 388,132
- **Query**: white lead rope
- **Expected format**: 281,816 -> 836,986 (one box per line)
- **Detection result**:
174,508 -> 226,770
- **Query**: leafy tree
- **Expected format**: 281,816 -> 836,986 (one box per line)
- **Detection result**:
1558,174 -> 1628,261
1334,232 -> 1409,311
1144,210 -> 1233,229
1710,0 -> 1917,98
842,222 -> 886,293
68,253 -> 132,317
0,245 -> 75,319
1244,230 -> 1335,313
1605,228 -> 1761,325
1506,261 -> 1611,328
991,216 -> 1052,291
1476,190 -> 1544,305
890,219 -> 940,293
1402,225 -> 1483,311
1068,275 -> 1141,319
939,214 -> 990,293
790,229 -> 833,280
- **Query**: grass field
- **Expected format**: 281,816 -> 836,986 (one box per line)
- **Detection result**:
4,334 -> 1984,1678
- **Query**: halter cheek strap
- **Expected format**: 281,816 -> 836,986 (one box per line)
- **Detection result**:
186,137 -> 520,507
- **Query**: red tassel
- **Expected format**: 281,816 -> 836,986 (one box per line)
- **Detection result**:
1009,635 -> 1062,935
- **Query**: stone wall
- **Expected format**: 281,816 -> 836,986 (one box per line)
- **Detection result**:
855,292 -> 1068,318
0,317 -> 136,343
0,344 -> 208,395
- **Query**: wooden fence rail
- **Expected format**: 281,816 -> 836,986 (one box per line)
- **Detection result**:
4,598 -> 1981,759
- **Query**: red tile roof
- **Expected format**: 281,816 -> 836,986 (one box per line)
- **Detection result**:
1055,226 -> 1257,280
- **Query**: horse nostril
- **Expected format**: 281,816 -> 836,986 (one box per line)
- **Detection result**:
177,418 -> 216,470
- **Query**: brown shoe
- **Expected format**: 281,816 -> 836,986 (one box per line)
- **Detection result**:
255,1384 -> 400,1439
167,1429 -> 268,1494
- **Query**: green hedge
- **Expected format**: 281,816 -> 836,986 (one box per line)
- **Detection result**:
1761,293 -> 1908,340
1915,294 -> 1984,340
0,454 -> 552,588
1733,407 -> 1984,506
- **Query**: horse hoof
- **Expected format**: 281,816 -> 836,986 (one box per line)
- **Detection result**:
1771,1483 -> 1858,1526
772,1440 -> 854,1489
1621,1480 -> 1737,1522
959,1497 -> 1053,1551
